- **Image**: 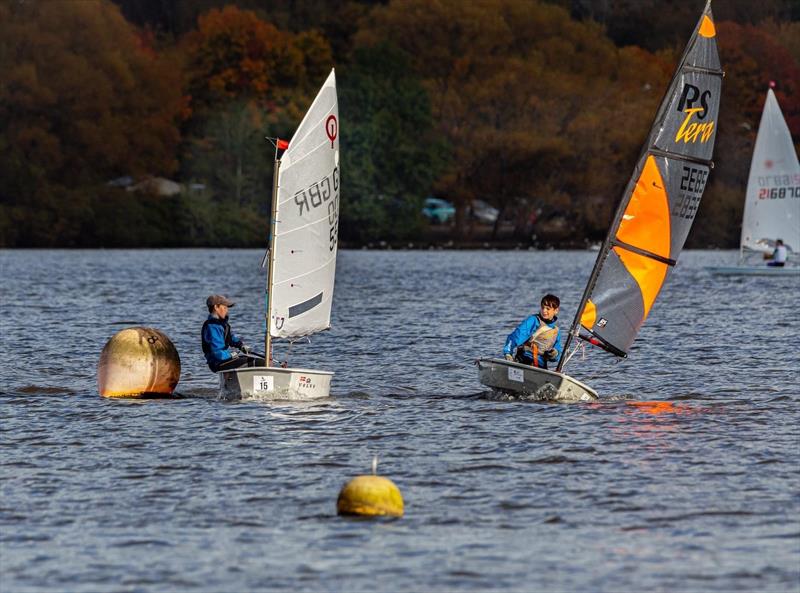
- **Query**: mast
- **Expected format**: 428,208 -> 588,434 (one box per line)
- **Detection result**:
265,146 -> 281,366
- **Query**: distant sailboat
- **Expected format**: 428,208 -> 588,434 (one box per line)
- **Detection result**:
707,86 -> 800,276
220,69 -> 340,399
478,2 -> 722,401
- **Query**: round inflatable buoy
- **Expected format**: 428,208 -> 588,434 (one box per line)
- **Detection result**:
97,327 -> 181,398
336,475 -> 404,517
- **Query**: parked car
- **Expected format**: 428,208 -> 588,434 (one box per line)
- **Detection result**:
470,199 -> 499,224
422,197 -> 456,224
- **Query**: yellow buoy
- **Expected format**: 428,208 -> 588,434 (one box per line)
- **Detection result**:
337,457 -> 404,517
97,327 -> 181,398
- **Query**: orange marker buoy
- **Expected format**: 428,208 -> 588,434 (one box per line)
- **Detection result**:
337,457 -> 404,518
97,327 -> 181,398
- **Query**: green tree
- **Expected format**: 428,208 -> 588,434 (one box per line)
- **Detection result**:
339,43 -> 448,243
186,100 -> 272,209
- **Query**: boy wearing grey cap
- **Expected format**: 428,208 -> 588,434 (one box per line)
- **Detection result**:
201,295 -> 250,372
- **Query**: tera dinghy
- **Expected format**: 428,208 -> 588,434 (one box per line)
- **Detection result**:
220,69 -> 340,399
707,86 -> 800,276
479,2 -> 722,401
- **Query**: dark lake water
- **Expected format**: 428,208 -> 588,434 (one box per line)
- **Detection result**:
1,249 -> 798,592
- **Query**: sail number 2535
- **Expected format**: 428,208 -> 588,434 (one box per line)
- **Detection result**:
672,165 -> 708,220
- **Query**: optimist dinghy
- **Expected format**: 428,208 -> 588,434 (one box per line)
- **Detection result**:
220,70 -> 340,400
707,86 -> 800,276
479,2 -> 722,401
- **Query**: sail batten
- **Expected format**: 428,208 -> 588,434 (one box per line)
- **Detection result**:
648,148 -> 714,167
559,5 -> 722,369
611,239 -> 678,266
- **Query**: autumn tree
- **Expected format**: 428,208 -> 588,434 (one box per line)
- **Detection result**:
178,5 -> 334,238
0,0 -> 185,246
180,5 -> 332,120
355,0 -> 670,241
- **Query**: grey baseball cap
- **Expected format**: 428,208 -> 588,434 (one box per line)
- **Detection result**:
206,294 -> 235,308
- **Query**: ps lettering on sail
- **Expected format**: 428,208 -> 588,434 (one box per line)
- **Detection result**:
677,83 -> 710,118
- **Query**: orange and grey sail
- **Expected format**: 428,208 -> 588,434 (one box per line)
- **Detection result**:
558,2 -> 722,366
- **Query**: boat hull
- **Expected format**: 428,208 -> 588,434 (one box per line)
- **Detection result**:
477,358 -> 598,402
706,266 -> 800,276
219,365 -> 333,400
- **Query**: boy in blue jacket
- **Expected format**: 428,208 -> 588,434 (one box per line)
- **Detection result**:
503,294 -> 562,368
201,294 -> 250,372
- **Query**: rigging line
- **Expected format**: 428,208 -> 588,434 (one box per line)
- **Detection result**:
563,342 -> 583,366
648,148 -> 714,168
272,255 -> 336,286
275,211 -> 334,236
610,239 -> 677,266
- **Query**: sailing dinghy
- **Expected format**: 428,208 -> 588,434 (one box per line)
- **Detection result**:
220,69 -> 340,399
478,2 -> 722,401
707,87 -> 800,276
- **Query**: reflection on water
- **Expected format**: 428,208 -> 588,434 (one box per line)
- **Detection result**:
1,249 -> 798,593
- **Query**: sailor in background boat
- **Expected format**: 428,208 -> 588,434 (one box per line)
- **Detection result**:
201,295 -> 251,372
765,239 -> 788,267
502,294 -> 563,369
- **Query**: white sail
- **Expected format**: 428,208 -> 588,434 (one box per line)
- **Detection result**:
740,89 -> 800,253
270,69 -> 339,338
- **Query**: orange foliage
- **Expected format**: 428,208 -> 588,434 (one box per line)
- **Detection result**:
0,0 -> 184,182
181,5 -> 332,116
356,0 -> 672,236
716,21 -> 800,136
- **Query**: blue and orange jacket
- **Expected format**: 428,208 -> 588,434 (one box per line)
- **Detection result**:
503,314 -> 562,368
201,315 -> 243,368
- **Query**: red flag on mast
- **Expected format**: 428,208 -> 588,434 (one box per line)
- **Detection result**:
277,139 -> 289,150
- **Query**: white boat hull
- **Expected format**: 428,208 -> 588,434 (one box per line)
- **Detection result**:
706,266 -> 800,276
219,365 -> 333,400
477,358 -> 598,402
